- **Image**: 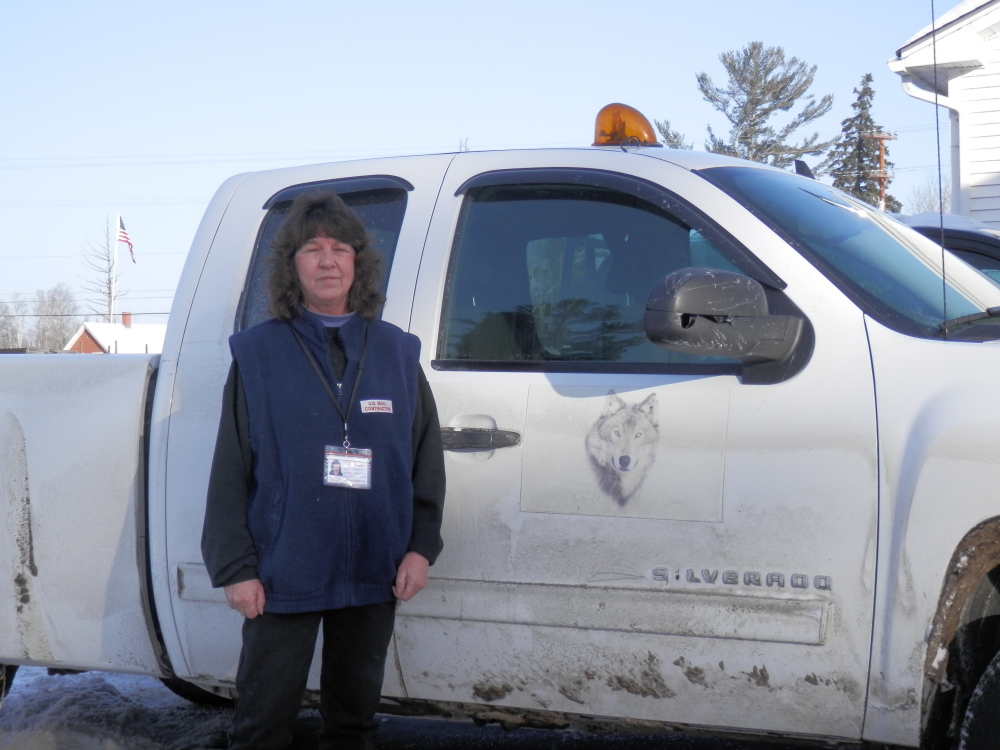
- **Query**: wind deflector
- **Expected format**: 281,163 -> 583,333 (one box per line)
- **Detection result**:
455,167 -> 785,291
455,168 -> 662,199
263,175 -> 414,209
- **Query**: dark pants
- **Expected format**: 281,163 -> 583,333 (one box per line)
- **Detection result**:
228,601 -> 397,750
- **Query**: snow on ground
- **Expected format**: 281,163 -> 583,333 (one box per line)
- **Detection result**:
0,667 -> 231,749
0,668 -> 802,749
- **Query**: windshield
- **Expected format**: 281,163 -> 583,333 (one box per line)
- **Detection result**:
699,166 -> 1000,340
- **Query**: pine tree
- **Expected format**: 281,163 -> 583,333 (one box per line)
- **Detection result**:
654,119 -> 693,150
697,42 -> 834,169
826,74 -> 902,212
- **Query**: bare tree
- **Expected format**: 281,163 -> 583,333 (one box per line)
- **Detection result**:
906,175 -> 952,214
80,217 -> 124,322
0,295 -> 30,349
31,284 -> 80,351
0,286 -> 78,351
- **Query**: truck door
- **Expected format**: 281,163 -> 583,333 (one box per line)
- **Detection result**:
400,150 -> 878,740
150,157 -> 453,695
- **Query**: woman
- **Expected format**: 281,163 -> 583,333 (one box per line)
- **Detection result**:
202,191 -> 445,750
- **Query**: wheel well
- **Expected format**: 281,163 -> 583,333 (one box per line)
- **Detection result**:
922,518 -> 1000,749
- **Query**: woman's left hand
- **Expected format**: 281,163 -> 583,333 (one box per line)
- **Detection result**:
393,551 -> 430,601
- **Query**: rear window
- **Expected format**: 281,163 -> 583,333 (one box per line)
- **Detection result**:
239,188 -> 407,331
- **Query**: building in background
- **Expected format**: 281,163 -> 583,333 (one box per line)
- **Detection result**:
64,312 -> 167,354
890,0 -> 1000,225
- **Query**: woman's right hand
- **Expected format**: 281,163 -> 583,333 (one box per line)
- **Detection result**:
224,579 -> 266,619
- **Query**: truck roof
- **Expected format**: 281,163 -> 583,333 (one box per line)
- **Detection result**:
230,144 -> 779,186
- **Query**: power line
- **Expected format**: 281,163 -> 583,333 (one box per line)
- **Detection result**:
0,296 -> 175,305
0,140 -> 587,172
0,251 -> 187,259
0,296 -> 174,303
894,164 -> 952,172
0,149 -> 422,171
0,288 -> 175,296
1,312 -> 171,318
885,124 -> 941,134
0,149 -> 401,169
0,198 -> 208,208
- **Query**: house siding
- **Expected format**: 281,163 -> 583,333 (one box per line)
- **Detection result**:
954,41 -> 1000,222
893,1 -> 1000,227
66,332 -> 106,354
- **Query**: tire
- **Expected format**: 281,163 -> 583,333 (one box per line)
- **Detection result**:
159,675 -> 234,707
960,648 -> 1000,749
1,664 -> 17,698
0,664 -> 17,705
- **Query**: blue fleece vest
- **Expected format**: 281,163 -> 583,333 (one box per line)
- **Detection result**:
229,312 -> 420,613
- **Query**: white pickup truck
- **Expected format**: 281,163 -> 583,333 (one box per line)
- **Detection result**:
3,105 -> 1000,749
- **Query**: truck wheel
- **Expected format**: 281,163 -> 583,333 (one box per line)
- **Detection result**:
1,664 -> 17,697
160,675 -> 234,707
961,649 -> 1000,749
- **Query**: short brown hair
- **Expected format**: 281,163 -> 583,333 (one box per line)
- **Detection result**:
267,191 -> 384,321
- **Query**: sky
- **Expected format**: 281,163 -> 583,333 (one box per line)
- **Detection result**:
0,0 -> 955,325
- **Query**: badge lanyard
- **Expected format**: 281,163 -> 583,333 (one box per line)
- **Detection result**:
290,321 -> 373,489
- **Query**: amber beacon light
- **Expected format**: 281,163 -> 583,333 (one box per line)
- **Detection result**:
592,103 -> 661,147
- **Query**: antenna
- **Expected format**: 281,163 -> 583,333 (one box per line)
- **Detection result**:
931,0 -> 947,337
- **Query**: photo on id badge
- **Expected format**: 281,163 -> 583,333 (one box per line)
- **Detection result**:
324,446 -> 373,489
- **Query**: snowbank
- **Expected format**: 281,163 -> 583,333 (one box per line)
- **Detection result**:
0,668 -> 230,749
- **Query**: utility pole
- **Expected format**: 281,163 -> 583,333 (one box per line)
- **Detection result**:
864,132 -> 897,211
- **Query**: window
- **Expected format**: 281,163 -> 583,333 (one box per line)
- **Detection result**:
951,250 -> 1000,283
700,166 -> 1000,340
239,183 -> 408,331
437,180 -> 756,372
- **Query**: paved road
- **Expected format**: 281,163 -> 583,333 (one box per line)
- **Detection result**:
381,717 -> 816,750
265,712 -> 824,750
0,668 -> 849,750
289,711 -> 836,750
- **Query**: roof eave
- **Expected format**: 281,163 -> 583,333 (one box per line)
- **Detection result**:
895,0 -> 1000,58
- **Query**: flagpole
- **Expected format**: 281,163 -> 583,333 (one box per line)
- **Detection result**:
112,212 -> 119,323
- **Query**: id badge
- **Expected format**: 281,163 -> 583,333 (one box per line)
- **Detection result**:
324,446 -> 373,489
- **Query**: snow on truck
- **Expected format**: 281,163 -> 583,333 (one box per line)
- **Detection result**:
4,103 -> 1000,749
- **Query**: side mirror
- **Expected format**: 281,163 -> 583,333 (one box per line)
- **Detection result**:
645,267 -> 805,366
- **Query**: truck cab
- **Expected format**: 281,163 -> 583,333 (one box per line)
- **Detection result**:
5,105 -> 1000,748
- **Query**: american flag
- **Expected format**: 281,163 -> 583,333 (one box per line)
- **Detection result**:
117,217 -> 135,263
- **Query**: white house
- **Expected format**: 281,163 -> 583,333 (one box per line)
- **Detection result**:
63,312 -> 166,354
890,0 -> 1000,225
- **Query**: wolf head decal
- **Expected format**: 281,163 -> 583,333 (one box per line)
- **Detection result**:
585,390 -> 659,506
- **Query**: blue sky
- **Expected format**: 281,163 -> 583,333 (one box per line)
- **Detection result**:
0,0 -> 951,323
